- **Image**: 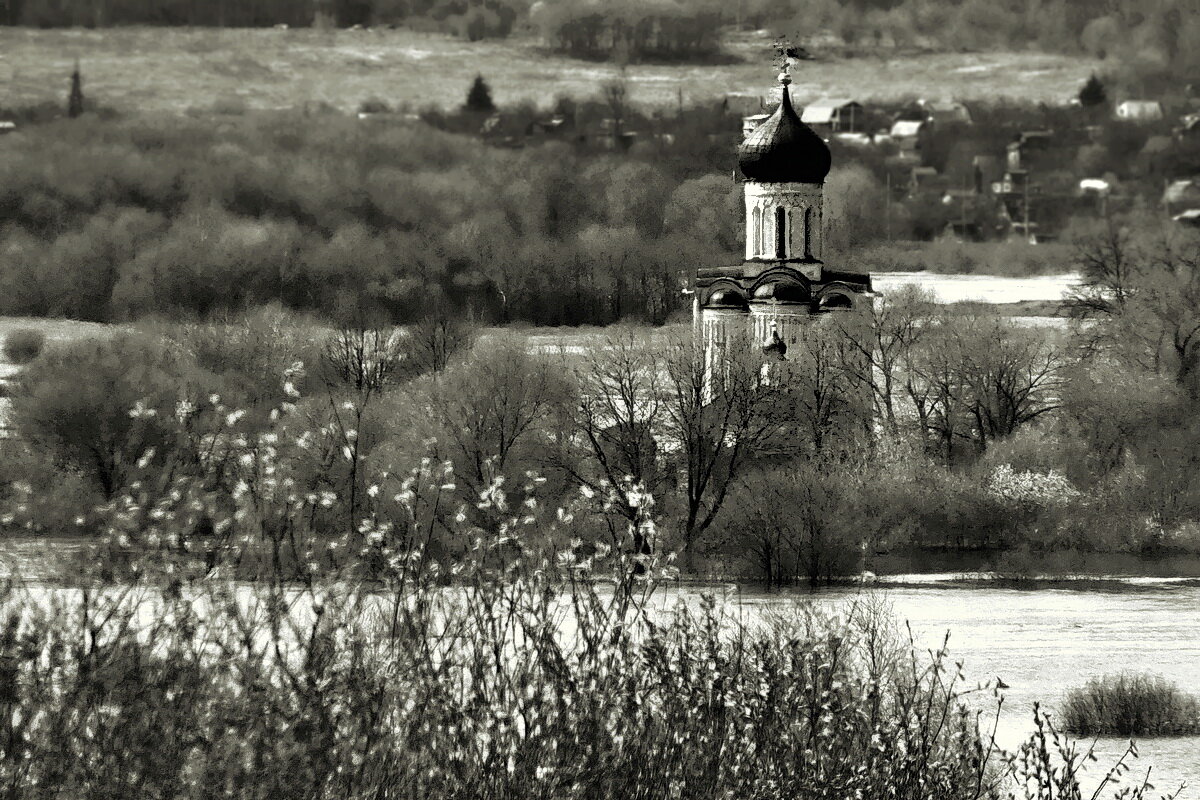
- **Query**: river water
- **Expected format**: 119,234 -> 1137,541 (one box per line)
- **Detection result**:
872,272 -> 1080,304
696,579 -> 1200,798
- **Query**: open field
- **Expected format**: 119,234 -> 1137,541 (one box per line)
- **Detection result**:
0,27 -> 1101,115
0,316 -> 119,346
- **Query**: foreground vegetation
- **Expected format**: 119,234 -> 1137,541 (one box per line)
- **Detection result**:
1062,673 -> 1200,736
0,539 -> 1169,799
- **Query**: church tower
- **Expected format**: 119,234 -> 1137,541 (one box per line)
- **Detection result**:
695,64 -> 872,371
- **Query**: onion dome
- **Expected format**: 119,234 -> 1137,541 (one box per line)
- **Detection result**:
752,281 -> 809,303
705,288 -> 749,309
762,325 -> 788,361
737,72 -> 831,184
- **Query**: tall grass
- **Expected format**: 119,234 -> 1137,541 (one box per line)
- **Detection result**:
1061,673 -> 1200,736
0,569 -> 1000,800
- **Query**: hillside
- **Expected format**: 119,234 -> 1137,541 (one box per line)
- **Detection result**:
0,27 -> 1100,114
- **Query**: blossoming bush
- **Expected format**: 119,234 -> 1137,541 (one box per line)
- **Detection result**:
985,464 -> 1081,510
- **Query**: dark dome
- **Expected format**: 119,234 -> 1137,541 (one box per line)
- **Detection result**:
705,288 -> 749,309
737,78 -> 832,184
752,280 -> 810,303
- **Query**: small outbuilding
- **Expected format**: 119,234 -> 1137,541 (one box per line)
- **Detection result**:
920,99 -> 972,126
1115,100 -> 1164,121
1164,178 -> 1200,214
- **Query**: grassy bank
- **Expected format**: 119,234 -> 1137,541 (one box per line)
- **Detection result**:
0,27 -> 1099,114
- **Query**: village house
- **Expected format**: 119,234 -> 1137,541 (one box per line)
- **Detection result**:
800,98 -> 864,134
1176,112 -> 1200,140
742,113 -> 769,139
1174,209 -> 1200,226
917,99 -> 972,126
908,166 -> 946,197
1115,100 -> 1165,122
1164,178 -> 1200,216
1006,131 -> 1054,171
890,119 -> 926,160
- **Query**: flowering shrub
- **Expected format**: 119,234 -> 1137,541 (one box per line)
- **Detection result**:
985,464 -> 1082,509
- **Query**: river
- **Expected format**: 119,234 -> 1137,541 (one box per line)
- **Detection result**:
872,272 -> 1080,304
705,579 -> 1200,798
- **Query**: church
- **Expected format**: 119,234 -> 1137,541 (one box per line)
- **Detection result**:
694,65 -> 873,364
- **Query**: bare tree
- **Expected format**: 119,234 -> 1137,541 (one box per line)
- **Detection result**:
720,459 -> 875,587
320,317 -> 407,535
832,286 -> 936,436
908,313 -> 1066,460
406,308 -> 476,376
775,319 -> 871,453
556,328 -> 668,558
322,326 -> 407,398
421,336 -> 569,500
662,330 -> 785,571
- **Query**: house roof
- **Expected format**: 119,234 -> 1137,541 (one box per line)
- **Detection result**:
891,120 -> 924,137
921,100 -> 972,124
1164,178 -> 1200,205
1141,135 -> 1175,154
800,98 -> 859,124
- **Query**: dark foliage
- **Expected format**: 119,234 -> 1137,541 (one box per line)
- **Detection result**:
67,63 -> 83,119
2,328 -> 45,364
1078,73 -> 1108,108
464,74 -> 496,113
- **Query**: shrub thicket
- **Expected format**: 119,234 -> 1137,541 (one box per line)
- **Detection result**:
1,328 -> 45,364
1061,673 -> 1200,736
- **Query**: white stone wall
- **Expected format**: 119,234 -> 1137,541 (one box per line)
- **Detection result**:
700,307 -> 747,394
743,181 -> 824,262
749,304 -> 812,349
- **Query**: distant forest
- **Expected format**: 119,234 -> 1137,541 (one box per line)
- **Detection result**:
2,0 -> 1200,75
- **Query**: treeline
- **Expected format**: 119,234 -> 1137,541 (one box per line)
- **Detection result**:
774,0 -> 1200,91
0,111 -> 739,326
1,0 -> 528,37
530,0 -> 725,62
5,88 -> 1175,329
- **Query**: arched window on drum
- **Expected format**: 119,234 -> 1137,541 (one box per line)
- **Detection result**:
803,207 -> 815,259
